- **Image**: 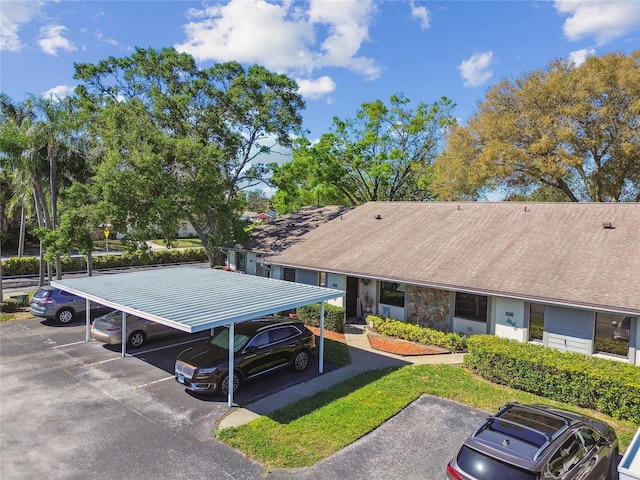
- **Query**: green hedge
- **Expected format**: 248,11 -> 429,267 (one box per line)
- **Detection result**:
297,303 -> 345,333
1,249 -> 209,276
464,335 -> 640,423
367,315 -> 468,352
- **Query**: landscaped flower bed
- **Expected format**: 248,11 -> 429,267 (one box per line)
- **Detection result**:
366,331 -> 450,355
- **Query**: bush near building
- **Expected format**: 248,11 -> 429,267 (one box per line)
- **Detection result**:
297,303 -> 345,333
368,315 -> 468,352
464,335 -> 640,424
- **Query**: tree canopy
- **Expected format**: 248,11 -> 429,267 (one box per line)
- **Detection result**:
73,47 -> 305,265
433,50 -> 640,202
271,94 -> 456,213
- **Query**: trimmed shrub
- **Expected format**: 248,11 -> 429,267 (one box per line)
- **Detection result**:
464,335 -> 640,423
367,315 -> 468,352
297,303 -> 345,333
1,299 -> 21,313
1,248 -> 209,276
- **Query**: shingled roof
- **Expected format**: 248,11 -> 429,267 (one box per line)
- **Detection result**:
266,202 -> 640,315
234,205 -> 354,254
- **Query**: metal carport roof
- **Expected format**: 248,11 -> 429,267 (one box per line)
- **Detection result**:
52,266 -> 345,406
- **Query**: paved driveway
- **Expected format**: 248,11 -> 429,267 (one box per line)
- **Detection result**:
1,317 -> 488,480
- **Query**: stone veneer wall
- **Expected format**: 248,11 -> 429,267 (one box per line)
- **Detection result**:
407,285 -> 450,331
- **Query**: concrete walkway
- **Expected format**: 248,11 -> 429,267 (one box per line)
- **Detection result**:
218,324 -> 466,429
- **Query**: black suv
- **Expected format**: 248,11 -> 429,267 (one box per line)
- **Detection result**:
446,403 -> 619,480
174,317 -> 316,396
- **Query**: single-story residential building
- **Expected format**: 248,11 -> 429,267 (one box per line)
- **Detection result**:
225,205 -> 354,277
226,202 -> 639,366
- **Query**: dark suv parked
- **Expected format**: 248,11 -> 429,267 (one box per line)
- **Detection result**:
446,402 -> 619,480
175,317 -> 316,396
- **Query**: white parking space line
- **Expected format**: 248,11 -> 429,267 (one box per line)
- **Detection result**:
50,341 -> 86,349
83,357 -> 122,367
134,376 -> 175,389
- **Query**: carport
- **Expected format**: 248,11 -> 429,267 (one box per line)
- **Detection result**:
51,265 -> 345,407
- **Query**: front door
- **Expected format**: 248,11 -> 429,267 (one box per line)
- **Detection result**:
346,276 -> 359,320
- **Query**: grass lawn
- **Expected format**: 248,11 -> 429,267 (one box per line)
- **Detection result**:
149,238 -> 203,248
217,363 -> 638,469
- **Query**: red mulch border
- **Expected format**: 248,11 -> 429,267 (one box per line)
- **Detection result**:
306,325 -> 449,356
366,331 -> 451,356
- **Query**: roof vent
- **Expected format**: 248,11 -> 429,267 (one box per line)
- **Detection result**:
602,222 -> 615,229
374,214 -> 382,220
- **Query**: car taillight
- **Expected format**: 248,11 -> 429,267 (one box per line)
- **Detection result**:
105,325 -> 121,332
446,463 -> 463,480
40,297 -> 55,303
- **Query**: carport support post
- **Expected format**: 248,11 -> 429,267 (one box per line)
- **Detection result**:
228,321 -> 235,408
85,299 -> 91,342
121,311 -> 127,358
319,302 -> 325,374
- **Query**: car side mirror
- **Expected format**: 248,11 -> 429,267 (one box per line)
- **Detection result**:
597,437 -> 611,448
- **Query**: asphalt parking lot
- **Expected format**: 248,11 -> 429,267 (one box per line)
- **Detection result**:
1,316 -> 488,480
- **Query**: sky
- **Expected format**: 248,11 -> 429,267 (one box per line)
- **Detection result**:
1,0 -> 639,143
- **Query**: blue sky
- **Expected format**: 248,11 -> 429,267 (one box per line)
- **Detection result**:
1,0 -> 639,141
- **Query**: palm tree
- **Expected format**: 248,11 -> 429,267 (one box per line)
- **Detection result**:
1,93 -> 93,283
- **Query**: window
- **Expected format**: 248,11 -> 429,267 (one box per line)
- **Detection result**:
380,282 -> 405,308
318,272 -> 326,287
283,267 -> 295,282
247,331 -> 270,349
455,293 -> 488,322
236,251 -> 246,273
456,446 -> 537,480
270,326 -> 298,343
548,434 -> 585,477
529,303 -> 545,341
577,428 -> 598,452
595,312 -> 630,357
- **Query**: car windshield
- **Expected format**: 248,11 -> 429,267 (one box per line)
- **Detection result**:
209,328 -> 250,352
457,446 -> 538,480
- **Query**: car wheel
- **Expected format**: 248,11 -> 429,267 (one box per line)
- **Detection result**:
607,447 -> 619,480
56,308 -> 74,324
128,331 -> 146,348
218,371 -> 240,396
291,349 -> 310,372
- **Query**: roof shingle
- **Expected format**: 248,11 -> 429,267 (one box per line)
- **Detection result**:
266,202 -> 640,315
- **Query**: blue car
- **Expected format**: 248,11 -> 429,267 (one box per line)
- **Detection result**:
30,286 -> 105,323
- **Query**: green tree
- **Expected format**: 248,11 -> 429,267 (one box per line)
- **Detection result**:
433,50 -> 640,202
1,93 -> 90,282
73,47 -> 304,266
271,94 -> 456,212
244,189 -> 271,213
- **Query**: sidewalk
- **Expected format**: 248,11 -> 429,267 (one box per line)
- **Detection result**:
218,324 -> 466,429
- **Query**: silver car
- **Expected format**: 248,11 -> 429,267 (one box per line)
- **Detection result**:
91,310 -> 176,348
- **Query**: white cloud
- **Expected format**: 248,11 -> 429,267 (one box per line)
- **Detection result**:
95,31 -> 119,46
175,0 -> 380,88
555,0 -> 640,45
296,76 -> 336,99
43,85 -> 75,98
0,0 -> 45,51
38,24 -> 77,56
458,51 -> 494,87
569,48 -> 596,67
410,0 -> 430,30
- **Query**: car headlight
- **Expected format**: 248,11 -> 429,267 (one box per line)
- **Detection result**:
198,367 -> 218,375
